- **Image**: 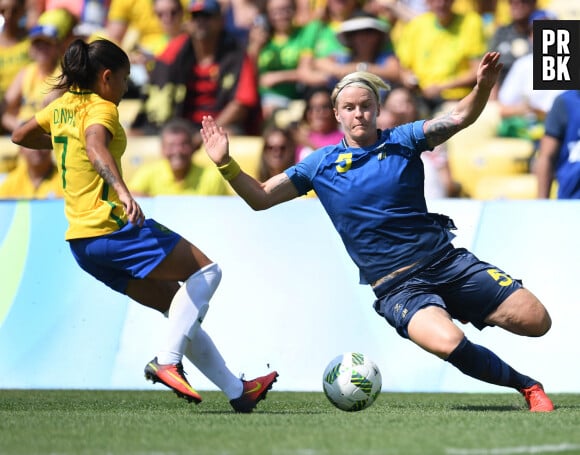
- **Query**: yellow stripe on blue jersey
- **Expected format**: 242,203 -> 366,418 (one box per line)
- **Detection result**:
35,90 -> 129,240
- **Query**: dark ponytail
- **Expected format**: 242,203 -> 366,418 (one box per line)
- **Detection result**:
54,38 -> 130,90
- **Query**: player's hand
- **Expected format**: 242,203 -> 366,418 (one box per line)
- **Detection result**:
477,51 -> 502,91
121,194 -> 145,227
200,115 -> 231,166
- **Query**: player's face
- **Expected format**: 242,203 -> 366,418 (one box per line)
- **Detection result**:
107,66 -> 130,105
334,86 -> 379,147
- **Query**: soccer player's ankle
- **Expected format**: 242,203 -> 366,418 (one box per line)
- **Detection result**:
156,352 -> 183,365
520,380 -> 539,390
223,379 -> 244,400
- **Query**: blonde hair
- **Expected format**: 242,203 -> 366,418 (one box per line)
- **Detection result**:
331,71 -> 390,107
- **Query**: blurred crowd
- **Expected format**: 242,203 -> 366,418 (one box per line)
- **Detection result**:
1,0 -> 579,200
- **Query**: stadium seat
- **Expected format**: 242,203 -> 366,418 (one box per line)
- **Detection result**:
122,136 -> 162,182
472,174 -> 538,200
546,0 -> 580,19
193,135 -> 264,180
446,101 -> 501,153
447,137 -> 534,197
272,100 -> 306,129
118,99 -> 142,129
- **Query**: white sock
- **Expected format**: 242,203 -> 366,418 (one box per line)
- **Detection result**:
156,263 -> 221,365
185,327 -> 243,400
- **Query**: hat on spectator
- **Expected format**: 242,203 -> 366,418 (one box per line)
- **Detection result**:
189,0 -> 221,15
29,8 -> 76,43
528,9 -> 557,25
337,12 -> 389,46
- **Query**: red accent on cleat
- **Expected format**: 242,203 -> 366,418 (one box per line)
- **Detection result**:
520,383 -> 554,412
144,357 -> 202,404
230,371 -> 279,413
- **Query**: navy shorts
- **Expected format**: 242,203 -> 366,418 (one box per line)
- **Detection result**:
69,218 -> 181,293
373,247 -> 523,339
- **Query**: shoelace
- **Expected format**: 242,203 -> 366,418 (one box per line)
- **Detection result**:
175,362 -> 188,379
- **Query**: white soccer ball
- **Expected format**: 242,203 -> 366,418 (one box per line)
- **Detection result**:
322,352 -> 382,412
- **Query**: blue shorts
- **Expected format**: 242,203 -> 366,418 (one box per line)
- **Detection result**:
372,247 -> 523,339
68,218 -> 181,293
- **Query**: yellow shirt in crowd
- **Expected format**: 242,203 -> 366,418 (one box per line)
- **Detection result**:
0,39 -> 31,99
106,0 -> 189,55
129,160 -> 229,196
396,10 -> 486,101
18,63 -> 61,124
0,160 -> 63,199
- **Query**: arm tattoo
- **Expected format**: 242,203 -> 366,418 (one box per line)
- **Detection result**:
93,158 -> 119,187
424,113 -> 462,147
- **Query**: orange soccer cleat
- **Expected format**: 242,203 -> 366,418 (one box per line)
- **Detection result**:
144,357 -> 202,404
520,383 -> 554,412
230,371 -> 279,413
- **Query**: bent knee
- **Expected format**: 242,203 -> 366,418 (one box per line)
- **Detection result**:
488,288 -> 552,337
529,310 -> 551,337
408,306 -> 465,359
436,333 -> 466,359
520,295 -> 552,336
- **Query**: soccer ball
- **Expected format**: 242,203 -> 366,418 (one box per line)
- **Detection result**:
322,352 -> 382,412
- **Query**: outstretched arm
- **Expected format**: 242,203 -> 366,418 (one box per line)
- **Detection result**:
423,52 -> 502,149
201,116 -> 299,210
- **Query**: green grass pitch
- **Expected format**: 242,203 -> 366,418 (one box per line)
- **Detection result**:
1,390 -> 580,455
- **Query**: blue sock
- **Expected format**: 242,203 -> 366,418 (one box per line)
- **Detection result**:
446,337 -> 537,390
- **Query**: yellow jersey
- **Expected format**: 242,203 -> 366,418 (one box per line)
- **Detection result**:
35,90 -> 129,240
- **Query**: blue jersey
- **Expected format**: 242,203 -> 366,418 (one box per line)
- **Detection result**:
543,90 -> 580,199
285,120 -> 455,285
